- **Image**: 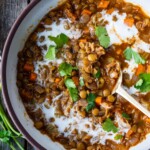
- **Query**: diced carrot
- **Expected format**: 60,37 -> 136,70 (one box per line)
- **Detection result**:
116,49 -> 122,55
64,9 -> 77,22
135,64 -> 145,76
95,97 -> 102,105
24,63 -> 34,71
126,128 -> 133,138
82,9 -> 92,15
147,65 -> 150,73
55,78 -> 61,83
72,76 -> 79,86
98,1 -> 110,9
145,118 -> 150,123
79,39 -> 87,43
30,73 -> 37,81
106,8 -> 114,14
124,17 -> 134,27
83,27 -> 90,34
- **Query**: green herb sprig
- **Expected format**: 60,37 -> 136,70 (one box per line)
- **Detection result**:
0,85 -> 24,150
102,118 -> 118,133
135,73 -> 150,92
86,93 -> 96,112
95,26 -> 110,48
124,47 -> 145,64
45,33 -> 69,60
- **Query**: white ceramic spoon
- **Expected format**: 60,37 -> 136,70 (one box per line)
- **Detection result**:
112,64 -> 150,118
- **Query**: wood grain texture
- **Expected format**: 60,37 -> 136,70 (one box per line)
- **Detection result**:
0,0 -> 27,54
0,0 -> 34,149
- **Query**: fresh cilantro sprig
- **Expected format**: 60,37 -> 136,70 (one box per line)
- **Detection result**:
79,77 -> 84,86
93,69 -> 101,78
0,84 -> 24,150
58,62 -> 78,77
86,93 -> 96,112
65,78 -> 76,88
95,26 -> 110,48
65,78 -> 79,102
102,118 -> 118,133
135,73 -> 150,92
49,33 -> 69,48
68,88 -> 79,102
122,112 -> 131,120
45,46 -> 56,60
45,33 -> 69,60
114,134 -> 123,140
124,47 -> 145,64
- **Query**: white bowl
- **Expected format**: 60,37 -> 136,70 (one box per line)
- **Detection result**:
1,0 -> 150,149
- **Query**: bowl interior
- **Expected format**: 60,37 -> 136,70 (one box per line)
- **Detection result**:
2,0 -> 150,150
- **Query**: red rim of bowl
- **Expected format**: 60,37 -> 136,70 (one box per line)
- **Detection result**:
1,0 -> 46,149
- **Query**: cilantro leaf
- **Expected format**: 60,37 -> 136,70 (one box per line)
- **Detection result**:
86,93 -> 96,112
65,78 -> 76,88
0,130 -> 12,143
65,78 -> 79,102
79,77 -> 84,86
59,62 -> 77,76
114,134 -> 123,140
95,26 -> 110,48
124,47 -> 145,64
94,69 -> 101,78
68,88 -> 79,102
102,118 -> 118,133
49,33 -> 69,48
135,79 -> 143,87
45,46 -> 56,60
86,102 -> 95,112
135,73 -> 150,92
122,112 -> 131,120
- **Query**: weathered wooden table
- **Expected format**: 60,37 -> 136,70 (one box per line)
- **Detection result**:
0,0 -> 35,149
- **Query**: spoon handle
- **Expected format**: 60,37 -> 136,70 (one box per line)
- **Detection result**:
116,86 -> 150,118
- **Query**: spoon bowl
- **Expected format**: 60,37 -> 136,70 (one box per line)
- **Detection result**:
112,62 -> 150,118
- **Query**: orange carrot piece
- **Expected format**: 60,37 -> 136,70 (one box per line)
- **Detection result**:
55,78 -> 61,83
79,39 -> 87,43
72,76 -> 79,86
95,97 -> 102,105
82,9 -> 92,15
147,65 -> 150,73
106,8 -> 114,14
83,27 -> 90,34
24,63 -> 34,71
30,73 -> 37,81
116,49 -> 122,55
146,118 -> 150,123
135,64 -> 145,76
126,129 -> 133,138
124,18 -> 134,27
98,1 -> 110,9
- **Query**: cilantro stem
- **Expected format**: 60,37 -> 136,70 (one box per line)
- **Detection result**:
12,137 -> 24,150
8,143 -> 16,150
0,104 -> 21,136
0,122 -> 5,130
0,85 -> 24,150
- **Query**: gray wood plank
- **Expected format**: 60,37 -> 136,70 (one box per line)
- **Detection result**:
0,0 -> 27,54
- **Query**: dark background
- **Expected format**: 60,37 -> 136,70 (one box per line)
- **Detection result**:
0,0 -> 34,149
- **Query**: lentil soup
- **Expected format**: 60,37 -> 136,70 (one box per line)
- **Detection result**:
17,0 -> 150,149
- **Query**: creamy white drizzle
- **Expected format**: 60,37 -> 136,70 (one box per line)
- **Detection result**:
99,10 -> 138,45
37,18 -> 82,48
40,101 -> 130,145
